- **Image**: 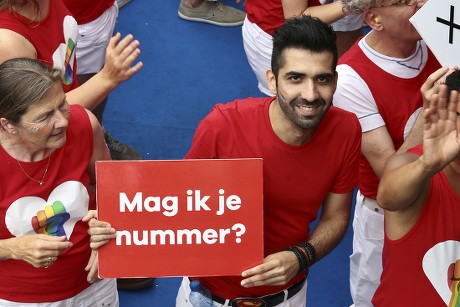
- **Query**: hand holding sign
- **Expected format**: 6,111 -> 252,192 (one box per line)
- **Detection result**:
410,0 -> 460,66
96,159 -> 264,278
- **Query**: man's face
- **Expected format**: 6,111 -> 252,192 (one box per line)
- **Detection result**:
268,47 -> 337,131
372,0 -> 427,41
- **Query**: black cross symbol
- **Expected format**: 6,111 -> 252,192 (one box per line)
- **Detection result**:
437,5 -> 460,44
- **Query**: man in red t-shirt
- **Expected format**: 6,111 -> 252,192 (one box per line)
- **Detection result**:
89,15 -> 361,307
173,15 -> 361,306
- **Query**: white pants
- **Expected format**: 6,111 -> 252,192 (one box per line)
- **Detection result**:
0,278 -> 118,307
242,16 -> 273,97
175,277 -> 307,307
76,2 -> 118,74
349,191 -> 384,307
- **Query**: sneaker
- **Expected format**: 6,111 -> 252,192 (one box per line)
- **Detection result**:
178,0 -> 245,27
104,131 -> 143,160
117,0 -> 132,8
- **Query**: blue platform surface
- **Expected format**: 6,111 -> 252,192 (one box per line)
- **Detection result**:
106,1 -> 355,306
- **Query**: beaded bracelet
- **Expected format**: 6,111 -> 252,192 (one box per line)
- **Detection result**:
284,246 -> 307,275
299,242 -> 317,266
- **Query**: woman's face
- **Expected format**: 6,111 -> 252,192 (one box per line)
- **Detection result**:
17,83 -> 70,151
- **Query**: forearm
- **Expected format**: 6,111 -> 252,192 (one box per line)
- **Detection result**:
302,1 -> 346,25
396,112 -> 423,155
0,238 -> 14,260
282,0 -> 308,18
308,211 -> 349,262
377,158 -> 433,211
66,70 -> 118,110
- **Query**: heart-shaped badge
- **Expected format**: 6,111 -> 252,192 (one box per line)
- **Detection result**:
5,181 -> 89,239
423,240 -> 460,305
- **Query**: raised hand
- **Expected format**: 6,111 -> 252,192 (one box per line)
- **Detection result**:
421,67 -> 450,108
100,33 -> 143,86
422,85 -> 460,173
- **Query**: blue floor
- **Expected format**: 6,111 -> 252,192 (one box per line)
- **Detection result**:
106,1 -> 354,306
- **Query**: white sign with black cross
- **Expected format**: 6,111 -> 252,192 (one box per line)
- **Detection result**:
410,0 -> 460,66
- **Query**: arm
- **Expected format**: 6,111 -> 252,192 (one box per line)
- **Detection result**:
66,33 -> 143,110
85,109 -> 111,192
395,67 -> 456,157
0,29 -> 37,62
361,127 -> 397,178
0,235 -> 72,267
377,86 -> 460,237
282,0 -> 347,24
308,191 -> 353,261
240,191 -> 353,288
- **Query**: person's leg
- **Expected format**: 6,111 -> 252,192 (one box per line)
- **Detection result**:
178,0 -> 245,27
0,279 -> 118,307
74,278 -> 119,306
76,74 -> 106,123
76,3 -> 142,160
349,191 -> 384,307
278,280 -> 307,307
241,16 -> 273,96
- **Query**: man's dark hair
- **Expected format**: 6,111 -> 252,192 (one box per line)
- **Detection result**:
271,15 -> 338,80
446,69 -> 460,93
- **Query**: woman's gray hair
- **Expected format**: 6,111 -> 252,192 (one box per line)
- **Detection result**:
0,0 -> 37,11
342,0 -> 386,14
0,58 -> 62,125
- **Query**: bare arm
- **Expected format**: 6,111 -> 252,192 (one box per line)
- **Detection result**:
308,191 -> 353,261
85,109 -> 111,191
0,29 -> 37,62
0,30 -> 142,111
361,126 -> 397,178
282,0 -> 346,24
377,87 -> 460,237
65,33 -> 143,110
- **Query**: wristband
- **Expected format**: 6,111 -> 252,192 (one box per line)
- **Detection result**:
299,242 -> 317,266
284,246 -> 307,275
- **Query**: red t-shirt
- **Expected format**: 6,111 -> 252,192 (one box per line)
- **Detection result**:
0,1 -> 78,92
0,105 -> 94,302
373,144 -> 460,306
338,43 -> 440,199
245,0 -> 321,35
63,0 -> 114,24
186,97 -> 360,298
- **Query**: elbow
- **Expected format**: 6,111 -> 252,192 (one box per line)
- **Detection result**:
376,182 -> 395,211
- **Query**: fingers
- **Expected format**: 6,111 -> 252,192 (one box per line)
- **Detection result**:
82,210 -> 97,222
421,66 -> 449,92
85,251 -> 100,283
241,252 -> 297,287
447,90 -> 459,122
103,33 -> 143,83
42,256 -> 57,268
87,222 -> 116,250
36,234 -> 73,253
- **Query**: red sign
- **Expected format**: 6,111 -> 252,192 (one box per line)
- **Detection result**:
96,159 -> 264,278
